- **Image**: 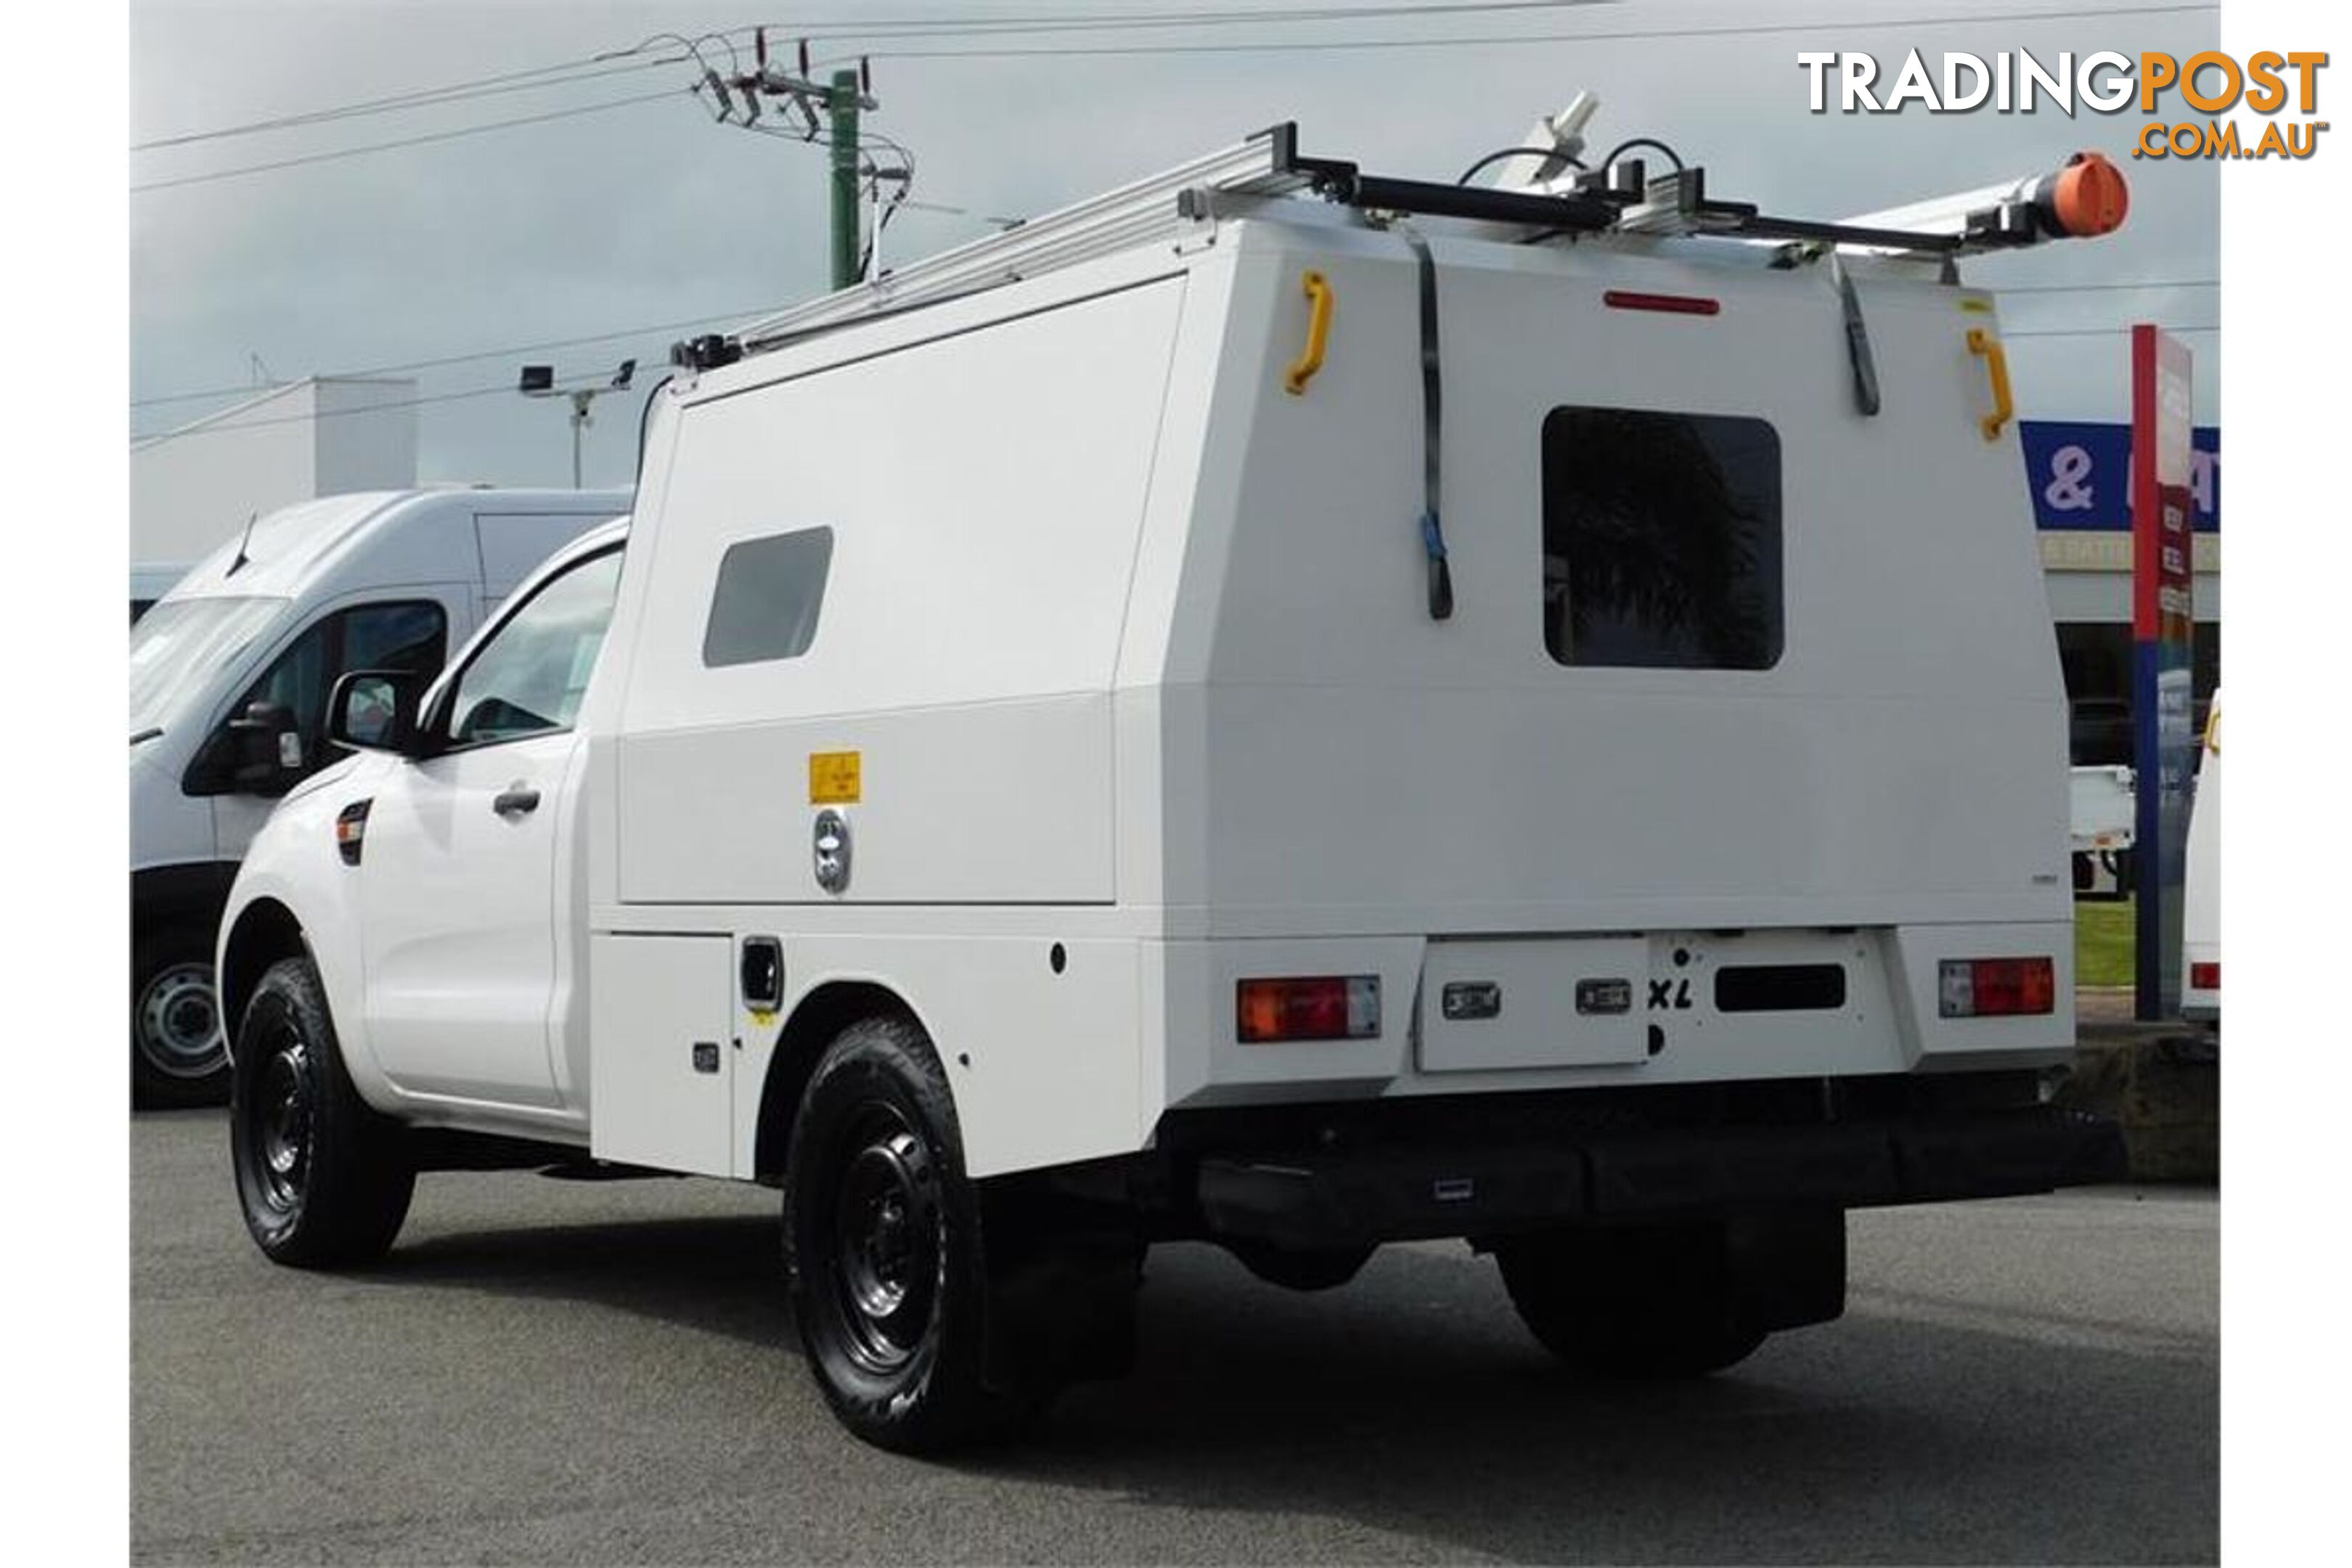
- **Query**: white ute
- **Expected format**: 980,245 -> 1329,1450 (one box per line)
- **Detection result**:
131,487 -> 628,1103
219,120 -> 2127,1450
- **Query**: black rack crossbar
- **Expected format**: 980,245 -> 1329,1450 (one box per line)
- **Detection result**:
1284,143 -> 1620,232
1273,128 -> 1961,253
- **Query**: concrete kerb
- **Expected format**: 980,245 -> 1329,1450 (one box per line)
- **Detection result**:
2057,992 -> 2218,1183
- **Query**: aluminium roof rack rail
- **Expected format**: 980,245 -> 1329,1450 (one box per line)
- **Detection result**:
672,122 -> 2125,371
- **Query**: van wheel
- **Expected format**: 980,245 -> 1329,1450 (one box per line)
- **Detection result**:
783,1015 -> 1034,1453
132,926 -> 229,1106
1494,1222 -> 1769,1379
229,956 -> 415,1268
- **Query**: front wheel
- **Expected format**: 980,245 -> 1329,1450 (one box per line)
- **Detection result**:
230,956 -> 415,1268
783,1015 -> 1034,1453
132,926 -> 229,1106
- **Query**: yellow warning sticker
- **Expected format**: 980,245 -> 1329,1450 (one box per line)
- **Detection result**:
809,750 -> 862,804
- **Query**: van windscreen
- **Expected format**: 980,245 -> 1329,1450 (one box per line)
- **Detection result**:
1540,407 -> 1783,671
128,595 -> 285,737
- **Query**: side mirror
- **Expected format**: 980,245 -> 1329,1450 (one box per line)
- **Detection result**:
225,701 -> 303,795
327,670 -> 426,756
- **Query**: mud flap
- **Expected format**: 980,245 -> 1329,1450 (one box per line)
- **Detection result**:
977,1183 -> 1142,1392
1725,1208 -> 1847,1333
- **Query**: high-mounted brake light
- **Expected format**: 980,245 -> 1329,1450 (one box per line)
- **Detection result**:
1237,976 -> 1381,1043
1603,290 -> 1720,317
1937,957 -> 2055,1018
2190,961 -> 2220,993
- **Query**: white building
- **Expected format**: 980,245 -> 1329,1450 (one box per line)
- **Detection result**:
130,377 -> 418,566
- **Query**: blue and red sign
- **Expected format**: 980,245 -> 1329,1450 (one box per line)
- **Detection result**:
2020,419 -> 2219,533
2130,326 -> 2197,1021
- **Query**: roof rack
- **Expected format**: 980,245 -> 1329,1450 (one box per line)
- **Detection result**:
676,121 -> 2125,369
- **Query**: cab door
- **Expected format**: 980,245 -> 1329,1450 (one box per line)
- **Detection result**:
358,547 -> 624,1108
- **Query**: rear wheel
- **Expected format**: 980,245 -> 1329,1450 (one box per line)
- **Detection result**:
783,1015 -> 1036,1453
131,926 -> 229,1106
1225,1239 -> 1376,1292
1495,1220 -> 1771,1379
229,956 -> 414,1267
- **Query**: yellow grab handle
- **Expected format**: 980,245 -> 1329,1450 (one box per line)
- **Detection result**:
1967,327 -> 2014,441
1283,269 -> 1334,395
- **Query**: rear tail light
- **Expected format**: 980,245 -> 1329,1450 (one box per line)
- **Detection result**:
2190,961 -> 2220,992
1937,957 -> 2055,1018
1237,976 -> 1381,1043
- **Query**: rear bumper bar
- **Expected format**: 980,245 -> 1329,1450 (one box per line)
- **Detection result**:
1194,1106 -> 2124,1249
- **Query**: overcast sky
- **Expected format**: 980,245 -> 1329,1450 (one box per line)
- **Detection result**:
128,0 -> 2220,490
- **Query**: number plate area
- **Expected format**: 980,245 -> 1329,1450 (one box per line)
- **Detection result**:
1416,931 -> 1896,1077
1417,936 -> 1650,1072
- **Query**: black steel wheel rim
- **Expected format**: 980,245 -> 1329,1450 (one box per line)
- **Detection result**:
250,1032 -> 317,1215
827,1105 -> 942,1374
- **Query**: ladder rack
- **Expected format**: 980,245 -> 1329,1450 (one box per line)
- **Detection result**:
678,121 -> 2108,370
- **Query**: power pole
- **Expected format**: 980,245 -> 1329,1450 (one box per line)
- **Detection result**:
716,35 -> 881,293
829,68 -> 861,290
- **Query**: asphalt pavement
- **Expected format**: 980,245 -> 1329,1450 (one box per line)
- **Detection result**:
132,1109 -> 2217,1565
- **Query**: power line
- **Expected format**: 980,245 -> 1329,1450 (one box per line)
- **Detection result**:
130,7 -> 1608,151
129,300 -> 801,412
789,1 -> 1619,38
130,89 -> 692,193
131,383 -> 523,443
132,55 -> 694,151
848,2 -> 2216,58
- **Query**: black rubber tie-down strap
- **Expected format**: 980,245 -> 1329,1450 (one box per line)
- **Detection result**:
1399,223 -> 1454,620
1830,253 -> 1881,417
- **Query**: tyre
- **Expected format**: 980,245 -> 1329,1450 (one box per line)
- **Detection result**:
132,925 -> 230,1106
1225,1239 -> 1375,1292
783,1014 -> 1034,1453
1495,1220 -> 1769,1379
229,956 -> 415,1268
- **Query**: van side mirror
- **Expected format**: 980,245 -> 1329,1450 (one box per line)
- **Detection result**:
327,670 -> 426,756
225,701 -> 303,795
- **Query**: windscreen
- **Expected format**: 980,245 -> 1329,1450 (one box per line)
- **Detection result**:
129,595 -> 286,738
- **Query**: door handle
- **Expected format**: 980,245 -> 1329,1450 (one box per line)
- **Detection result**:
492,784 -> 541,817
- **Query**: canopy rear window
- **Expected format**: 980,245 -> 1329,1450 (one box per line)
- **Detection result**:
1541,407 -> 1784,671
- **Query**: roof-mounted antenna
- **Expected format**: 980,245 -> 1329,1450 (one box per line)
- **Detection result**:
224,510 -> 259,578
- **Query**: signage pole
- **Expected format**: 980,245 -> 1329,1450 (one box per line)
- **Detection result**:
2130,324 -> 2196,1021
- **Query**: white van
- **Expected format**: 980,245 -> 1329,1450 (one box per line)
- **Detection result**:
216,124 -> 2127,1450
131,563 -> 192,623
131,487 -> 628,1103
2181,690 -> 2220,1027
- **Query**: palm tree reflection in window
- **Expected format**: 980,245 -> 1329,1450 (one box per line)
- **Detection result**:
1542,407 -> 1782,670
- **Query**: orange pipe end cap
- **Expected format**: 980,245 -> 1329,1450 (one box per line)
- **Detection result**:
2054,152 -> 2129,237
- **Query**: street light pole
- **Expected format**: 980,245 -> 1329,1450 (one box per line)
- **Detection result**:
567,391 -> 593,488
519,360 -> 636,489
